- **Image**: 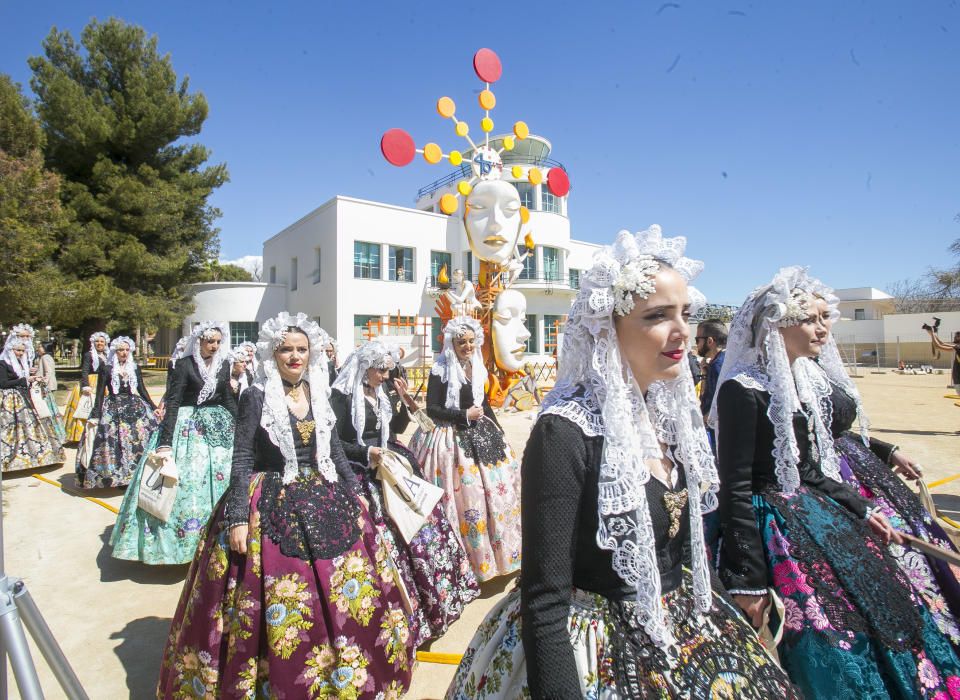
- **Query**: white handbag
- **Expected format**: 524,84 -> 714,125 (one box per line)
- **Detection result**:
29,383 -> 51,419
137,451 -> 179,522
376,450 -> 443,544
73,392 -> 94,421
77,420 -> 98,468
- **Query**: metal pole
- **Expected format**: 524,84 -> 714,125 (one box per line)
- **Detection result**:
14,584 -> 88,699
0,577 -> 44,700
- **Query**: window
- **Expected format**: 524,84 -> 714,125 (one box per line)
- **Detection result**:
290,257 -> 298,291
544,315 -> 563,353
354,314 -> 380,345
519,249 -> 537,280
542,246 -> 561,281
524,314 -> 538,353
269,266 -> 276,283
313,248 -> 322,284
230,322 -> 259,346
354,242 -> 381,279
431,317 -> 443,353
515,182 -> 536,210
568,268 -> 581,289
388,245 -> 414,282
854,308 -> 866,321
541,187 -> 561,214
430,251 -> 452,285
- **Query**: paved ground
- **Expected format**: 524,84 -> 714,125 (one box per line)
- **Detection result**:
2,371 -> 957,698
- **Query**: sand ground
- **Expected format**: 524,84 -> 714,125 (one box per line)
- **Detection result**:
2,371 -> 958,699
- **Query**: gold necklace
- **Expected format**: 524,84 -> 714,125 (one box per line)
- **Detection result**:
283,378 -> 304,401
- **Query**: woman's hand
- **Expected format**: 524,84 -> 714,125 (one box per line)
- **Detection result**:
229,524 -> 249,554
466,406 -> 483,422
890,451 -> 922,481
153,408 -> 164,420
867,512 -> 902,545
733,593 -> 770,629
368,446 -> 382,464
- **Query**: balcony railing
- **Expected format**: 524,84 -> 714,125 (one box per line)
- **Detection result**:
426,273 -> 578,292
416,155 -> 569,199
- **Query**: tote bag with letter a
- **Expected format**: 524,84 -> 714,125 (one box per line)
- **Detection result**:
29,383 -> 51,419
137,451 -> 179,522
73,392 -> 94,421
376,450 -> 443,544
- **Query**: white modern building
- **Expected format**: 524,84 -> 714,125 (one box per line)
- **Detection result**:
177,134 -> 599,363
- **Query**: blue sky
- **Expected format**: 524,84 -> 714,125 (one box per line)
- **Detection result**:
3,1 -> 958,305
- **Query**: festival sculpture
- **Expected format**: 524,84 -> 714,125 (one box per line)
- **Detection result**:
380,48 -> 571,404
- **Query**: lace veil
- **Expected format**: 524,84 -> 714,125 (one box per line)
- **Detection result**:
0,335 -> 30,378
108,336 -> 140,395
88,332 -> 110,372
708,266 -> 842,490
331,340 -> 399,448
184,321 -> 231,405
540,225 -> 718,648
169,336 -> 189,368
432,316 -> 486,409
255,312 -> 337,484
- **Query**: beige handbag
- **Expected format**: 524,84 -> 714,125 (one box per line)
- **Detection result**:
758,588 -> 786,664
375,450 -> 443,544
29,383 -> 51,419
137,451 -> 179,522
73,392 -> 94,421
918,479 -> 960,548
410,407 -> 436,434
77,420 -> 98,468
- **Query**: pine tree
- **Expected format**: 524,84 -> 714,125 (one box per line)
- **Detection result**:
28,18 -> 228,332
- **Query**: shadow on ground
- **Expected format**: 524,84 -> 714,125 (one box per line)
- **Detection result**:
870,428 -> 960,437
110,615 -> 171,699
933,493 -> 960,519
96,526 -> 188,585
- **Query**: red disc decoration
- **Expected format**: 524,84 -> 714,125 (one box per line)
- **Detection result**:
473,48 -> 503,83
547,167 -> 571,197
380,128 -> 415,167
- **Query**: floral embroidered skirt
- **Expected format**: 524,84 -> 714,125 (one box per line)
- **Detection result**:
755,486 -> 960,698
157,470 -> 414,699
62,376 -> 96,443
0,388 -> 65,472
409,417 -> 521,582
447,579 -> 798,699
354,440 -> 480,647
76,393 -> 158,489
42,390 -> 66,443
110,405 -> 234,565
837,433 -> 960,646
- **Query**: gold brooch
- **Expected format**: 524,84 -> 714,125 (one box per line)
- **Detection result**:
663,489 -> 688,538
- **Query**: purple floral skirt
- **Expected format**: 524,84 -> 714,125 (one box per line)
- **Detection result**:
158,471 -> 414,699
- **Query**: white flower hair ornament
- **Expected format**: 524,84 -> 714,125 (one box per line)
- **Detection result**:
432,316 -> 487,410
183,321 -> 231,406
108,336 -> 140,395
230,348 -> 250,364
88,331 -> 111,372
331,340 -> 398,449
255,312 -> 337,484
540,225 -> 716,648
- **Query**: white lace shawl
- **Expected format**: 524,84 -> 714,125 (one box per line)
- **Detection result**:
0,336 -> 30,378
255,312 -> 337,484
540,226 -> 717,648
331,340 -> 398,448
88,332 -> 109,372
432,316 -> 486,409
184,321 -> 231,405
708,266 -> 842,492
107,336 -> 139,396
169,336 -> 189,368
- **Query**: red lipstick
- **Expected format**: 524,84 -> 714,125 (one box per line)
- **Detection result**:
661,349 -> 684,361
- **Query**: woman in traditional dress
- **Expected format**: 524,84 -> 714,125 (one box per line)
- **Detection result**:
34,341 -> 66,443
409,317 -> 522,582
63,332 -> 109,443
111,321 -> 236,565
76,336 -> 159,489
711,266 -> 960,698
0,335 -> 66,472
157,313 -> 415,699
229,348 -> 253,399
449,227 -> 797,698
158,336 -> 188,420
796,277 -> 960,647
331,341 -> 479,646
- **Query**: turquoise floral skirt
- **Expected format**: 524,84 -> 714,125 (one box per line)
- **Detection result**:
110,405 -> 234,565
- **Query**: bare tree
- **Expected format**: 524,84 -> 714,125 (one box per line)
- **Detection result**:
250,257 -> 263,282
886,277 -> 960,313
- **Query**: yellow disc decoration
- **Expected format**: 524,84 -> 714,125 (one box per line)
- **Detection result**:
528,167 -> 543,185
511,165 -> 523,179
437,96 -> 456,118
520,206 -> 530,224
514,121 -> 530,140
455,121 -> 469,137
478,89 -> 496,110
502,136 -> 515,151
449,150 -> 463,166
480,117 -> 494,132
439,194 -> 459,214
423,143 -> 443,164
457,181 -> 473,196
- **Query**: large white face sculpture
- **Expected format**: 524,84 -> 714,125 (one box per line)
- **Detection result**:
463,180 -> 523,266
492,289 -> 531,373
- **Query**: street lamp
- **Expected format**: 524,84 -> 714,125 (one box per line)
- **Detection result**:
45,326 -> 51,341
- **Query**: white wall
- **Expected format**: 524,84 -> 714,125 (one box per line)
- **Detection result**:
184,282 -> 288,334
